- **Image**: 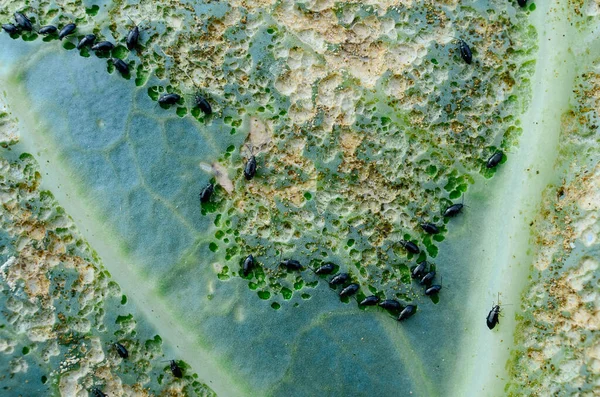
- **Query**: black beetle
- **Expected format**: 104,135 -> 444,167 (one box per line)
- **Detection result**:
281,259 -> 303,271
183,71 -> 213,115
14,12 -> 32,31
458,39 -> 472,64
127,25 -> 139,51
420,222 -> 440,234
169,360 -> 183,378
91,41 -> 114,52
340,283 -> 359,298
443,202 -> 464,217
399,240 -> 420,254
359,295 -> 380,306
379,299 -> 402,311
486,304 -> 501,330
244,155 -> 257,180
518,0 -> 527,6
420,271 -> 436,285
486,150 -> 504,169
397,305 -> 416,321
425,284 -> 442,296
194,94 -> 212,115
486,294 -> 505,330
126,17 -> 149,50
58,23 -> 76,40
158,93 -> 181,105
92,388 -> 107,397
329,273 -> 349,286
2,24 -> 18,34
314,262 -> 335,275
38,25 -> 57,35
411,261 -> 427,279
199,183 -> 214,203
111,58 -> 129,76
242,254 -> 254,277
115,342 -> 128,359
77,34 -> 96,50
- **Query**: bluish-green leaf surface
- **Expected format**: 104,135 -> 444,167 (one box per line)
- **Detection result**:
1,0 -> 599,396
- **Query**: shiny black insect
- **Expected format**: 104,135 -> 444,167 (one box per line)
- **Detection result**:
183,71 -> 213,115
77,34 -> 96,50
425,275 -> 442,295
359,295 -> 380,306
199,183 -> 214,203
58,23 -> 76,40
91,40 -> 114,52
126,25 -> 139,51
91,388 -> 107,397
242,254 -> 254,277
126,17 -> 149,50
486,150 -> 504,169
244,155 -> 257,180
14,12 -> 32,31
111,58 -> 129,76
314,262 -> 335,275
2,24 -> 17,34
169,360 -> 183,378
486,304 -> 501,330
379,299 -> 402,311
443,202 -> 464,217
397,305 -> 416,321
486,293 -> 506,330
340,283 -> 359,298
38,25 -> 57,35
399,239 -> 420,254
518,0 -> 527,7
425,284 -> 442,296
115,342 -> 128,359
420,271 -> 436,285
158,93 -> 181,105
329,273 -> 349,286
194,94 -> 212,115
420,222 -> 439,234
411,261 -> 428,279
280,259 -> 303,271
458,39 -> 472,64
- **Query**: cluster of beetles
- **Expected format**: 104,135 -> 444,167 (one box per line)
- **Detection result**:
2,8 -> 509,328
2,11 -> 214,116
1,3 -> 527,392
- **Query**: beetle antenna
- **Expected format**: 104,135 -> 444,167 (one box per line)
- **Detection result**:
182,69 -> 201,91
462,195 -> 470,209
139,18 -> 151,30
271,250 -> 282,270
